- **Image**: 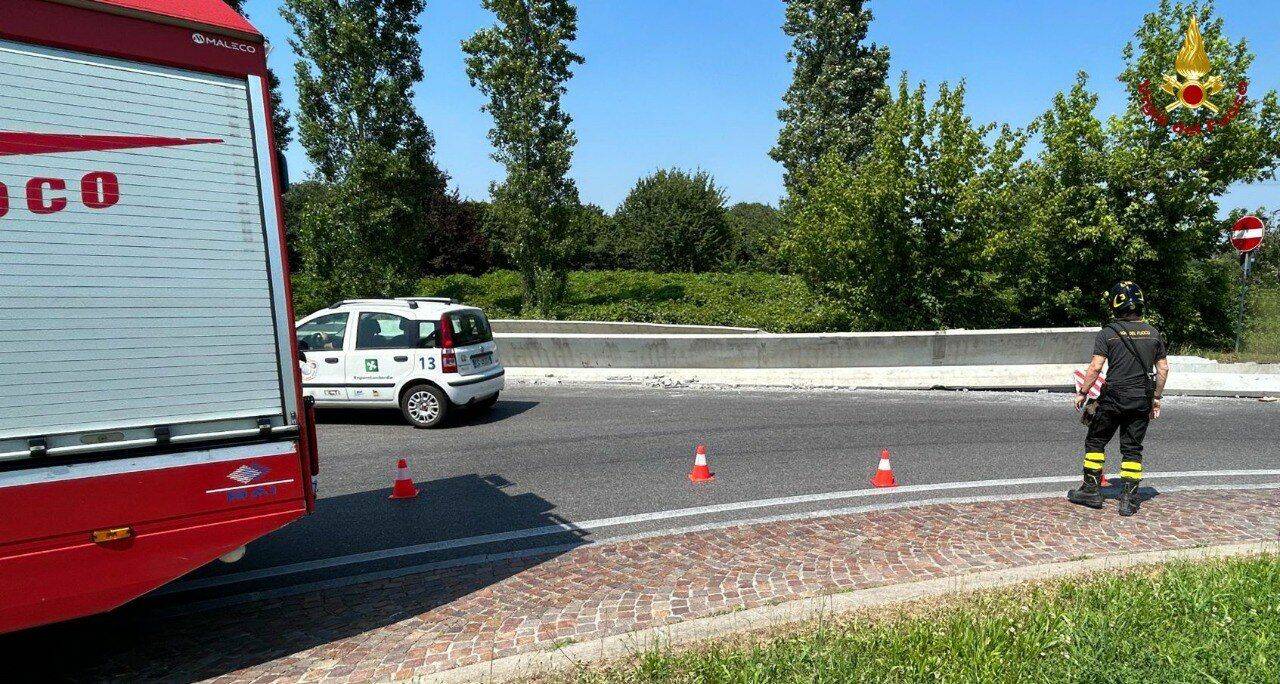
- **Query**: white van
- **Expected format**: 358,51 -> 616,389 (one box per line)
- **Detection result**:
296,298 -> 504,428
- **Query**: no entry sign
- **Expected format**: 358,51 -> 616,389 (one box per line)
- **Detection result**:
1231,215 -> 1265,253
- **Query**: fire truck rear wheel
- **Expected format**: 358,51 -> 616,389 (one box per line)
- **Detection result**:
401,384 -> 449,429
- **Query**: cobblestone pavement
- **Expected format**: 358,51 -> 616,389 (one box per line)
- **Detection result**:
21,487 -> 1280,682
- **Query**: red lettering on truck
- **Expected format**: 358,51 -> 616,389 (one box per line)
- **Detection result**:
0,134 -> 219,216
4,172 -> 120,216
81,171 -> 120,209
26,177 -> 66,214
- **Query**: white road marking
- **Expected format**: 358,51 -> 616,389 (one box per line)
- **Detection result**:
159,480 -> 1280,617
166,469 -> 1280,594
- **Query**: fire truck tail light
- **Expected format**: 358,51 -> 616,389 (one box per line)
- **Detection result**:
90,527 -> 134,543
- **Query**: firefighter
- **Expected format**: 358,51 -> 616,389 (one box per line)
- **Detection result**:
1068,281 -> 1171,516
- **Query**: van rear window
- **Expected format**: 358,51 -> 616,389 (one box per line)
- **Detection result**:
448,311 -> 493,346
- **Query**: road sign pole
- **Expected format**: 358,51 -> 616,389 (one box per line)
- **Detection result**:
1236,250 -> 1254,354
1230,215 -> 1265,354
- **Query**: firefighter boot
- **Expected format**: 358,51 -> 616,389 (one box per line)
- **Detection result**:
1067,471 -> 1105,509
1117,479 -> 1141,517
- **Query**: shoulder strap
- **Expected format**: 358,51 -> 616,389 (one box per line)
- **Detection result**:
1106,322 -> 1156,384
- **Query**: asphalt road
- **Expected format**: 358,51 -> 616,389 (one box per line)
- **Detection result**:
160,382 -> 1280,605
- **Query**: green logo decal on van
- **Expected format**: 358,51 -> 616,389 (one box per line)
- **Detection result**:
364,359 -> 379,373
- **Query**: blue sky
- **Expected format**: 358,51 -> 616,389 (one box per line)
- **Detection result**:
244,0 -> 1280,212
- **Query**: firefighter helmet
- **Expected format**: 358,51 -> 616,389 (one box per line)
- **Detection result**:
1107,281 -> 1145,317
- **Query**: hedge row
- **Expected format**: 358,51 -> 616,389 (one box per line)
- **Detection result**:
414,270 -> 853,333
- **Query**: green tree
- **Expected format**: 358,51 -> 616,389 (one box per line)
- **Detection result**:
1016,74 -> 1131,326
614,169 -> 731,272
782,0 -> 1280,346
282,0 -> 462,297
1106,0 -> 1280,344
912,81 -> 1007,327
771,0 -> 890,196
964,123 -> 1034,327
726,202 -> 785,270
783,77 -> 1013,330
283,0 -> 436,183
567,204 -> 621,270
463,0 -> 584,315
224,0 -> 293,156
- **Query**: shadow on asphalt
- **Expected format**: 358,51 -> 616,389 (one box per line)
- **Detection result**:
316,398 -> 539,428
187,468 -> 581,581
1,471 -> 585,682
1099,482 -> 1162,506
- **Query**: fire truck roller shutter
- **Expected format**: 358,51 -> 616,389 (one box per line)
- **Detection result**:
0,39 -> 292,458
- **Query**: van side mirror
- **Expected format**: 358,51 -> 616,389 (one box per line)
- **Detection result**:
276,150 -> 290,192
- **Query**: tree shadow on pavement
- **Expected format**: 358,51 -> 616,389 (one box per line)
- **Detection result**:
2,472 -> 586,683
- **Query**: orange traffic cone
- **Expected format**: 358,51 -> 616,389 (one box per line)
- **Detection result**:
689,444 -> 714,483
389,458 -> 419,499
870,449 -> 897,488
1100,472 -> 1111,488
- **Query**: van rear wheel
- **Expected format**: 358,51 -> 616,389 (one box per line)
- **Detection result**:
401,384 -> 449,428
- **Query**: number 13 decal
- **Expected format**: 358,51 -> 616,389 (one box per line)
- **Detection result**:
419,356 -> 436,370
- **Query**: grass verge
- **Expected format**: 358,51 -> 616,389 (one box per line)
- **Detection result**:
1183,287 -> 1280,364
553,555 -> 1280,683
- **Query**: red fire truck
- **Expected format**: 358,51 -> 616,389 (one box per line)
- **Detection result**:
0,0 -> 318,633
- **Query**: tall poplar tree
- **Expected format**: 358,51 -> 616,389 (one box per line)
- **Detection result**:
771,0 -> 890,196
282,0 -> 458,300
463,0 -> 584,315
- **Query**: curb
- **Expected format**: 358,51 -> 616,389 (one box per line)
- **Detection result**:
506,366 -> 1280,398
423,541 -> 1280,684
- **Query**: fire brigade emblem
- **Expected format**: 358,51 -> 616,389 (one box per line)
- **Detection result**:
1137,14 -> 1248,137
1160,16 -> 1222,112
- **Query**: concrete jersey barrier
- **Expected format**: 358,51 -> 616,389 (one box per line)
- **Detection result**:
490,319 -> 762,335
495,327 -> 1098,369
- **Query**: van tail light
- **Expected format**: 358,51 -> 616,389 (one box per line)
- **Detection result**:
439,315 -> 455,348
439,315 -> 458,373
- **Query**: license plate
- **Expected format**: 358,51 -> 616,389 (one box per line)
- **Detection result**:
471,352 -> 492,368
